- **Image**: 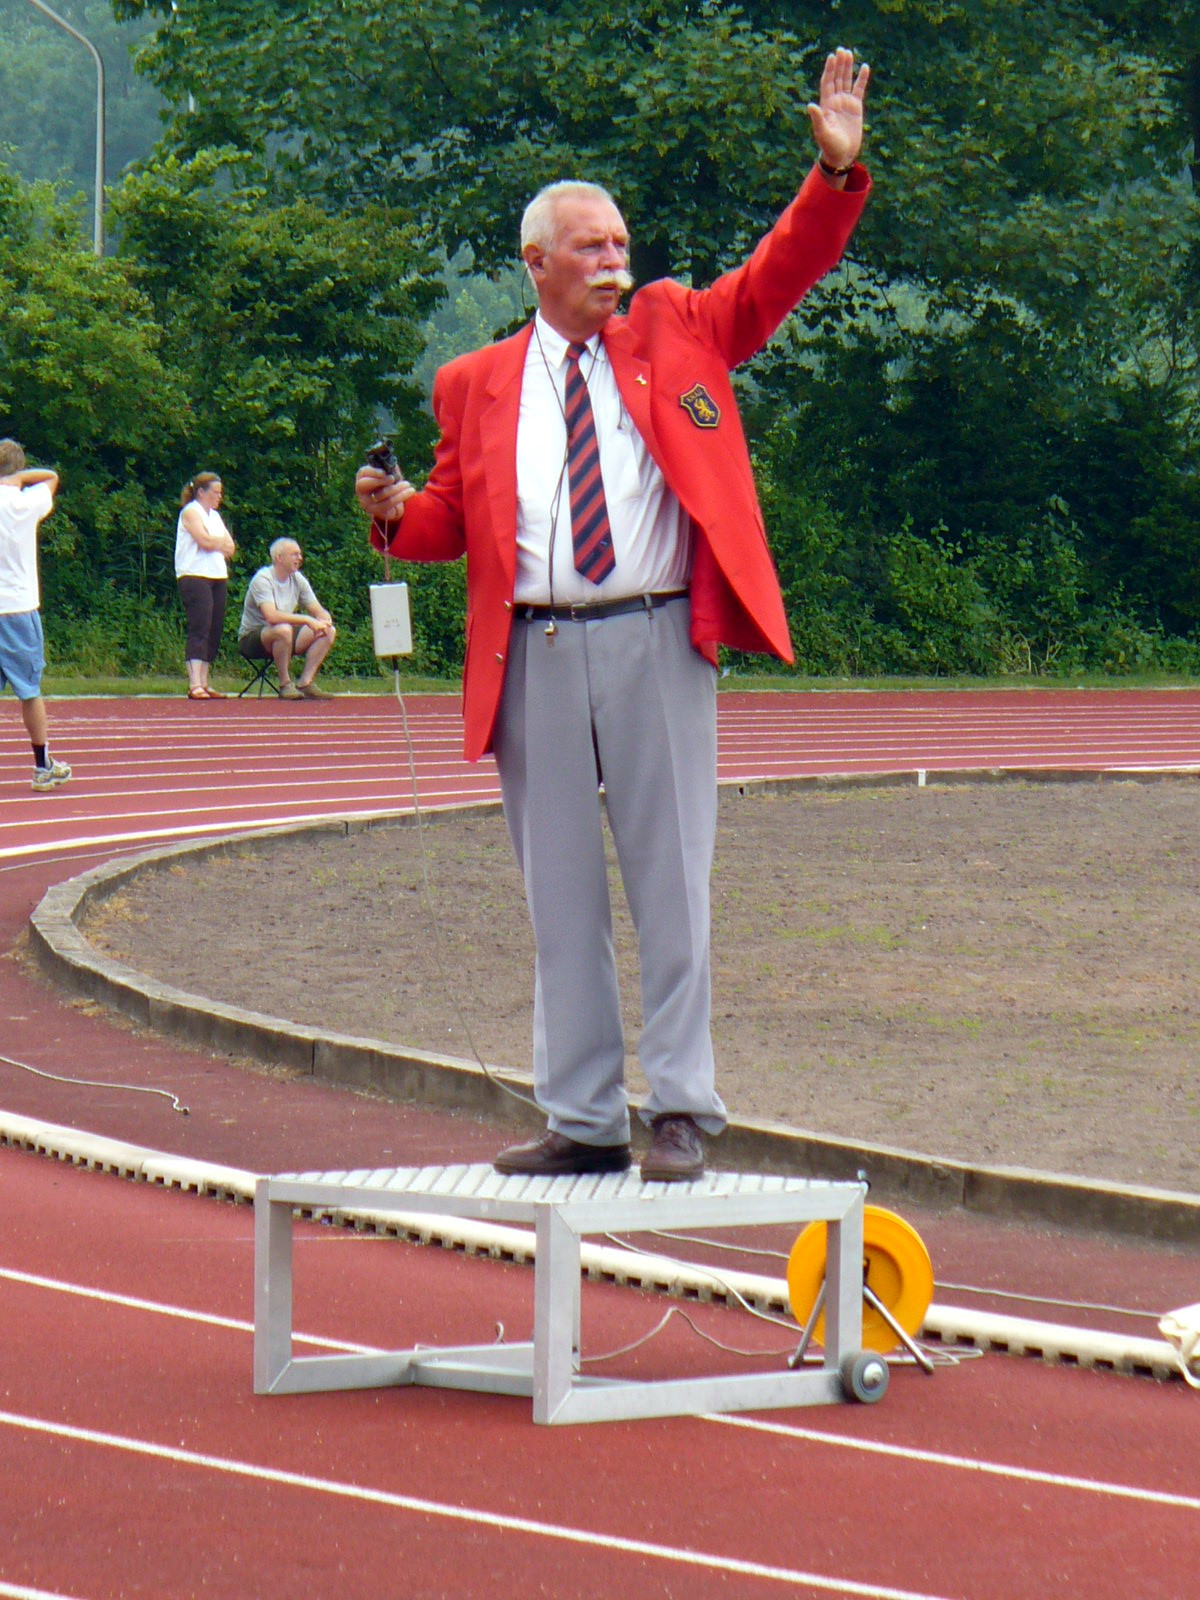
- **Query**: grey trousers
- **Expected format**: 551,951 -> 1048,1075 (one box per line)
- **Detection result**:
492,597 -> 727,1146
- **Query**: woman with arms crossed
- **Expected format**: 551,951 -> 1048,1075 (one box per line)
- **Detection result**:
175,472 -> 236,700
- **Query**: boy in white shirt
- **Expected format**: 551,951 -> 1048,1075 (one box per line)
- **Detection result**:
0,438 -> 71,791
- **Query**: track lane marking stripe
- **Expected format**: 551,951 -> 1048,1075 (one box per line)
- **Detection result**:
0,797 -> 495,861
7,1264 -> 1197,1515
0,1266 -> 373,1355
709,1414 -> 1200,1511
0,1584 -> 88,1600
0,1408 -> 952,1600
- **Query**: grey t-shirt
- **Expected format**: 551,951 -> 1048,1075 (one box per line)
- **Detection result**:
239,566 -> 319,637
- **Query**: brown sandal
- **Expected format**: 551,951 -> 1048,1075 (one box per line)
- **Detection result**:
187,686 -> 211,700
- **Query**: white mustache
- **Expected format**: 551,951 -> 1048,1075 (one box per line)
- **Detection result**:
587,269 -> 634,292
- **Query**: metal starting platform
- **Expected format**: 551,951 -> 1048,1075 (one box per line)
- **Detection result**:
254,1162 -> 874,1425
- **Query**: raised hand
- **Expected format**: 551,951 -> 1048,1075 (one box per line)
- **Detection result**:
807,47 -> 870,172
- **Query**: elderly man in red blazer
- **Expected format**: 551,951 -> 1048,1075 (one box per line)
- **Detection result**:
358,48 -> 871,1182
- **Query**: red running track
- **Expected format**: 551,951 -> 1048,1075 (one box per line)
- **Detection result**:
2,1149 -> 1198,1600
4,686 -> 1200,863
1,689 -> 1199,1599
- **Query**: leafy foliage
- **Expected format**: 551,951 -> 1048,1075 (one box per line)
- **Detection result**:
8,0 -> 1200,678
1,144 -> 446,675
0,1 -> 164,194
107,150 -> 443,671
111,1 -> 841,283
111,147 -> 441,557
0,164 -> 188,657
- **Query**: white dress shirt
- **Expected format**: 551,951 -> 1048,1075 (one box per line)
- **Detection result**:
513,314 -> 692,605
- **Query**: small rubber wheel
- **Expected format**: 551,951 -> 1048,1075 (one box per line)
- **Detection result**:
841,1349 -> 890,1404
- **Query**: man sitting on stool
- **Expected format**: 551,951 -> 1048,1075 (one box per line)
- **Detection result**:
238,538 -> 336,699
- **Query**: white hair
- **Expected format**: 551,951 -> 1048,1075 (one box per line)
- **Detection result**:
270,537 -> 300,560
520,181 -> 621,254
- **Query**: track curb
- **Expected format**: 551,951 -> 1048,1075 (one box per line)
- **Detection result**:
26,812 -> 1200,1248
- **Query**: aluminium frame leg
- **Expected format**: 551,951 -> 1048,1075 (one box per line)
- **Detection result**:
254,1181 -> 295,1393
532,1206 -> 582,1424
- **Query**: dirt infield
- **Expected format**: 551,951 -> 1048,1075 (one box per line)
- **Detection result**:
81,778 -> 1200,1195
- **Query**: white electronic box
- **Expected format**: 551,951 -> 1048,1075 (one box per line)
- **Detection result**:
370,581 -> 413,656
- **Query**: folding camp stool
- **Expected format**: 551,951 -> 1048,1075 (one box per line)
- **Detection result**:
237,652 -> 280,697
254,1162 -> 877,1424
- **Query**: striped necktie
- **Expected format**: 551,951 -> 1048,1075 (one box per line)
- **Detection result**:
565,341 -> 616,584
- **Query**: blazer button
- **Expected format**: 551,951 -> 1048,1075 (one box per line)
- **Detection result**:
495,652 -> 504,663
503,599 -> 512,611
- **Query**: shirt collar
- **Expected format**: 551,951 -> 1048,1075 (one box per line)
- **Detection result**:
533,312 -> 604,368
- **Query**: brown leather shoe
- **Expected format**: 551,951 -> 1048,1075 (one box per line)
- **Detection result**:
640,1114 -> 705,1182
493,1130 -> 631,1177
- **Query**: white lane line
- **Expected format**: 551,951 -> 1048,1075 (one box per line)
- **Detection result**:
719,742 -> 1200,761
0,1266 -> 373,1355
0,1408 -> 956,1600
717,759 -> 1200,776
0,818 -> 386,861
8,1264 -> 1196,1516
0,796 -> 500,861
717,733 -> 1200,755
722,713 -> 1200,730
0,846 -> 146,877
0,1584 -> 89,1600
709,1413 -> 1200,1512
0,779 -> 495,825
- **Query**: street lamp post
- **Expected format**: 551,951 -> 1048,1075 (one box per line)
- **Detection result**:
26,0 -> 106,256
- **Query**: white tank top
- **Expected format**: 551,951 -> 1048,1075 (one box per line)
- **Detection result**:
174,503 -> 230,580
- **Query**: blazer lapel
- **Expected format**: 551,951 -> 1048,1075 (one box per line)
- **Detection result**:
603,320 -> 660,463
474,325 -> 532,583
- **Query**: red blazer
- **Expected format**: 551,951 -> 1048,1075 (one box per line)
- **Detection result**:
373,164 -> 870,760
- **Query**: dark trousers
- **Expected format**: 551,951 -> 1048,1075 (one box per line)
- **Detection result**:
177,576 -> 227,663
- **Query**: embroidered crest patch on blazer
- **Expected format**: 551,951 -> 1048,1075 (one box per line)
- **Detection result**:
679,383 -> 721,428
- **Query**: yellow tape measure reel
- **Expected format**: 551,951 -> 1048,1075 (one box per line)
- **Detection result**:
787,1206 -> 934,1354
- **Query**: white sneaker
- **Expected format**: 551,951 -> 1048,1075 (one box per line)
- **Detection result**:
32,758 -> 71,793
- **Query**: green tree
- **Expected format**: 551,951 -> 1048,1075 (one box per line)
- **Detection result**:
0,2 -> 164,201
0,147 -> 454,677
77,2 -> 1200,673
109,147 -> 448,670
746,1 -> 1200,658
0,161 -> 190,669
111,2 -> 869,281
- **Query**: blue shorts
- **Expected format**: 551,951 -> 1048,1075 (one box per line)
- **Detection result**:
0,610 -> 46,700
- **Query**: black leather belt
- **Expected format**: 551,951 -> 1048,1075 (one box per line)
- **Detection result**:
516,589 -> 688,623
